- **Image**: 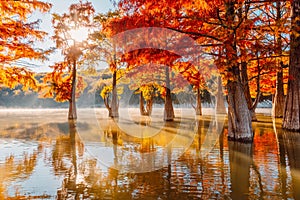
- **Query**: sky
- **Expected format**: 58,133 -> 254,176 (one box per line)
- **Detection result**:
25,0 -> 115,72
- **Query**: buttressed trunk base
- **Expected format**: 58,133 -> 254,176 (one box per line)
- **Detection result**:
227,81 -> 254,142
140,92 -> 153,116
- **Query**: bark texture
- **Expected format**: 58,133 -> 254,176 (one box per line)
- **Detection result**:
68,60 -> 77,120
110,70 -> 119,118
272,2 -> 285,118
283,0 -> 300,130
273,70 -> 285,118
225,1 -> 254,142
140,92 -> 153,116
241,62 -> 258,121
164,67 -> 174,121
227,81 -> 253,142
215,76 -> 227,114
195,88 -> 202,115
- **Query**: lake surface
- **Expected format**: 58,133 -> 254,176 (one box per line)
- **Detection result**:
0,108 -> 299,199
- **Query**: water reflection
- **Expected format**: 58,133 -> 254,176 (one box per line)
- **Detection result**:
277,129 -> 300,199
0,109 -> 300,199
228,141 -> 252,199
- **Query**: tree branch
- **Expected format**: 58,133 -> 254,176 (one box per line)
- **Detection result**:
165,27 -> 222,42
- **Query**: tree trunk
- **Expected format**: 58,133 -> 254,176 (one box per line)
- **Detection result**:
110,70 -> 119,118
140,92 -> 146,115
283,0 -> 300,130
227,80 -> 253,142
140,91 -> 153,116
195,88 -> 202,115
68,60 -> 77,120
164,67 -> 174,121
146,97 -> 153,116
273,2 -> 285,118
215,76 -> 227,114
225,1 -> 253,142
273,70 -> 285,118
241,61 -> 257,121
108,107 -> 113,117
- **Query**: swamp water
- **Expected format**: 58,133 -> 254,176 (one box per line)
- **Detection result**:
0,108 -> 299,200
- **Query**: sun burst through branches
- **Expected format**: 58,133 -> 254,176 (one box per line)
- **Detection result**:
69,27 -> 90,43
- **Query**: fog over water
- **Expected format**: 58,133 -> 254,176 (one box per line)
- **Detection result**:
0,108 -> 297,199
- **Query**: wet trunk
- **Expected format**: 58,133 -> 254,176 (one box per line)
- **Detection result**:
215,76 -> 227,114
195,88 -> 202,115
110,70 -> 119,118
68,60 -> 77,120
139,92 -> 153,116
164,67 -> 174,121
273,70 -> 285,118
273,2 -> 285,118
241,61 -> 257,121
227,80 -> 253,142
283,0 -> 300,130
229,141 -> 252,200
103,94 -> 112,117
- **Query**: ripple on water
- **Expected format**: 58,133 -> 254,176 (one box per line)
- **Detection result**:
0,111 -> 299,199
0,139 -> 38,163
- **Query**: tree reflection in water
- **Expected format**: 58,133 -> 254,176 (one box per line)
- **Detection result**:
277,129 -> 300,199
0,149 -> 38,198
228,141 -> 252,199
2,111 -> 300,199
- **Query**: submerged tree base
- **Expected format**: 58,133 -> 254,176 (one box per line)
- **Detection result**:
109,113 -> 119,118
164,118 -> 174,122
228,135 -> 253,143
227,80 -> 254,143
281,127 -> 300,132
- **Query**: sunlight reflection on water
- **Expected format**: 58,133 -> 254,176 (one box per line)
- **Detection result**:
0,108 -> 299,199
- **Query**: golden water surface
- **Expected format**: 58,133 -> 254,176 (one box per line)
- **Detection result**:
0,108 -> 299,199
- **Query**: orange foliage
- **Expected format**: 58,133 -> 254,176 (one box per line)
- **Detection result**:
0,0 -> 51,91
40,2 -> 94,103
40,61 -> 86,102
110,0 -> 291,97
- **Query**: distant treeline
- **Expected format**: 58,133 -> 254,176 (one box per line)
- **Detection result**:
0,72 -> 272,108
0,86 -> 214,108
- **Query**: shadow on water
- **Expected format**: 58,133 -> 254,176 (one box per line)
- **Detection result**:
2,110 -> 300,199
